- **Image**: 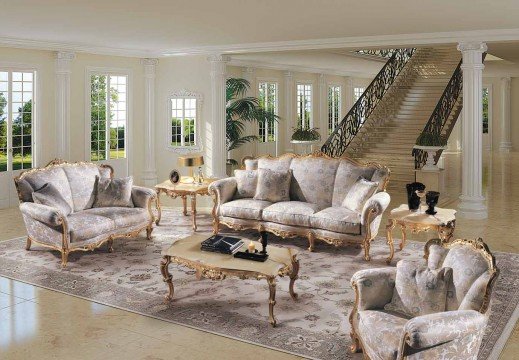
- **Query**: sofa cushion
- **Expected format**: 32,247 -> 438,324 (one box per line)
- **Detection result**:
234,170 -> 258,199
62,164 -> 104,211
289,157 -> 340,209
262,201 -> 320,227
67,212 -> 116,243
385,260 -> 453,318
32,183 -> 73,216
82,207 -> 150,228
257,156 -> 293,173
20,167 -> 74,209
244,158 -> 258,170
93,176 -> 134,208
357,310 -> 408,360
332,160 -> 377,207
342,177 -> 379,213
220,199 -> 272,220
254,169 -> 291,203
310,207 -> 361,235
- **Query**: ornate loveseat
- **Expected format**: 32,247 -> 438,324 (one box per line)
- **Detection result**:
349,238 -> 499,359
14,160 -> 157,267
209,152 -> 390,260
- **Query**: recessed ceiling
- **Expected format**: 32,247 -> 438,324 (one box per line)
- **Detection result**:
1,0 -> 519,55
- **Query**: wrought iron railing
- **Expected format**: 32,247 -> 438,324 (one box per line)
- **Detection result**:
321,48 -> 415,157
412,59 -> 463,169
354,49 -> 395,59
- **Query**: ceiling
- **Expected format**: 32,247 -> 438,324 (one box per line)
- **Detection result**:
1,1 -> 519,56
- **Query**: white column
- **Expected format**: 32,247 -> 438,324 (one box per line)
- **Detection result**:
457,42 -> 488,219
55,51 -> 75,160
344,76 -> 354,114
242,67 -> 256,157
208,54 -> 230,178
141,58 -> 158,186
499,77 -> 512,152
284,71 -> 294,152
318,74 -> 327,144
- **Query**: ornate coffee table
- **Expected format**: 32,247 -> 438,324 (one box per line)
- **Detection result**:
155,179 -> 216,231
160,234 -> 299,327
386,204 -> 456,263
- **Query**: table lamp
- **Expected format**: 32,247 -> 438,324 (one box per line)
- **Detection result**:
178,155 -> 204,184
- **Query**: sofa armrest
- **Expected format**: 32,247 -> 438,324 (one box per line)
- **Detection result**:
208,178 -> 237,209
361,191 -> 391,225
132,186 -> 157,209
403,310 -> 487,349
19,202 -> 66,227
351,267 -> 396,310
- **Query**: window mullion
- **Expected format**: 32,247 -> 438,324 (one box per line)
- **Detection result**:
105,76 -> 111,160
180,99 -> 185,147
7,71 -> 12,171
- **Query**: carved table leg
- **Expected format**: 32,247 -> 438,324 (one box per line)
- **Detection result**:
25,237 -> 31,250
155,193 -> 162,225
107,239 -> 114,252
191,194 -> 197,231
386,219 -> 396,264
267,276 -> 277,327
399,225 -> 407,250
61,250 -> 69,268
438,220 -> 455,243
289,256 -> 299,301
307,232 -> 315,252
363,237 -> 371,261
182,195 -> 188,216
160,255 -> 174,302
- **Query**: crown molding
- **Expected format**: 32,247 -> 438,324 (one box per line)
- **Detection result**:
228,59 -> 375,78
0,36 -> 159,58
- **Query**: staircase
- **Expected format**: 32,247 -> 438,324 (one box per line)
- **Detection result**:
322,46 -> 463,190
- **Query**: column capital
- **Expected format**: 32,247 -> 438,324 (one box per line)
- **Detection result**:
501,76 -> 512,87
283,70 -> 293,78
141,58 -> 159,66
242,67 -> 255,75
142,58 -> 158,78
56,51 -> 76,61
207,54 -> 231,63
457,42 -> 487,53
55,51 -> 75,74
318,73 -> 326,85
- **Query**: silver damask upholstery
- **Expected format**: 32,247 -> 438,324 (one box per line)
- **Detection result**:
15,160 -> 157,267
209,152 -> 391,255
349,238 -> 499,360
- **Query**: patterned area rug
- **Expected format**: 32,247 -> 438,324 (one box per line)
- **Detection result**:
0,208 -> 518,360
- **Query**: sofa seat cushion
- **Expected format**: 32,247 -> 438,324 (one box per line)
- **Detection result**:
262,201 -> 320,227
67,212 -> 116,243
82,207 -> 150,228
357,310 -> 408,360
62,164 -> 105,211
310,207 -> 362,235
220,199 -> 273,220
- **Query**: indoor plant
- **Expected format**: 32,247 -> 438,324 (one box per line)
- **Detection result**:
290,126 -> 321,142
413,131 -> 447,171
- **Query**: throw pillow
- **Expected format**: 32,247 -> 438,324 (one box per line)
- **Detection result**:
32,183 -> 73,216
93,176 -> 134,208
342,176 -> 378,213
385,260 -> 453,318
253,168 -> 291,203
234,170 -> 258,199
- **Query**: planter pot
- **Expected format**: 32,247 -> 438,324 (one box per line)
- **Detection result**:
290,140 -> 320,154
413,145 -> 447,171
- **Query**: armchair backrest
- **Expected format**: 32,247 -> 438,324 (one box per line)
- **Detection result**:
14,159 -> 113,212
425,238 -> 499,314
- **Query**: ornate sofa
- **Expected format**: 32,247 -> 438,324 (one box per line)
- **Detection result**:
208,152 -> 390,260
14,160 -> 157,267
349,238 -> 499,359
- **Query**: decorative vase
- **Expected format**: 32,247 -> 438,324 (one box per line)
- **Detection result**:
406,182 -> 426,211
413,145 -> 447,171
425,191 -> 440,215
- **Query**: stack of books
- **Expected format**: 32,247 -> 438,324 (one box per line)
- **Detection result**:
201,235 -> 244,255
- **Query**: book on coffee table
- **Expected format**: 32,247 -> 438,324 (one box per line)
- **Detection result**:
201,235 -> 244,255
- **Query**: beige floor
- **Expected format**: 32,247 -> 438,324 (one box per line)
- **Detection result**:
0,152 -> 518,359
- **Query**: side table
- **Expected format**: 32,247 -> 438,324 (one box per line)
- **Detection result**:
155,178 -> 216,231
386,204 -> 456,264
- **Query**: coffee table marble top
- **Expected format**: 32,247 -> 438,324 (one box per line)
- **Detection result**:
389,204 -> 456,226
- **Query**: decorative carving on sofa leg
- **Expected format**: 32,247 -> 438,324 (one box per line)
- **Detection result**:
146,224 -> 153,240
107,239 -> 114,253
349,281 -> 362,353
61,250 -> 69,268
363,238 -> 372,261
25,237 -> 31,251
307,232 -> 315,252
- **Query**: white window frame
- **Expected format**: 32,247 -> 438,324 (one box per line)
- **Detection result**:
0,63 -> 40,171
328,84 -> 341,134
257,80 -> 278,143
84,67 -> 132,172
296,82 -> 313,129
482,82 -> 493,151
353,86 -> 365,103
166,89 -> 203,154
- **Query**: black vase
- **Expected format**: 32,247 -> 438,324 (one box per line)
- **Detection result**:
406,182 -> 426,211
425,191 -> 440,215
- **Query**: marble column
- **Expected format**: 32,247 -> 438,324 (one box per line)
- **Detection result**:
344,76 -> 354,114
318,74 -> 327,144
499,77 -> 512,152
284,71 -> 294,152
55,51 -> 75,160
209,54 -> 230,178
141,59 -> 158,186
457,42 -> 488,219
241,67 -> 256,157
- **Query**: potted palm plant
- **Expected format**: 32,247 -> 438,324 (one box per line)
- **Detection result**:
413,131 -> 447,171
226,78 -> 279,174
290,126 -> 321,154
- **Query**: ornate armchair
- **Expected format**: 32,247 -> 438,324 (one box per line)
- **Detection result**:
349,238 -> 499,359
14,160 -> 157,267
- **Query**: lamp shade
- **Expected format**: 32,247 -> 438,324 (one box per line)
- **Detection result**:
178,155 -> 204,167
